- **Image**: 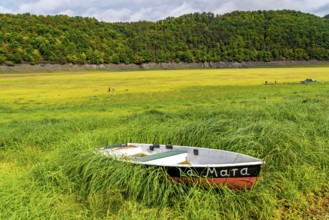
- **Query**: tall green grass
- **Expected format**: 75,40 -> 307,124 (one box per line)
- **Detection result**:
1,81 -> 329,219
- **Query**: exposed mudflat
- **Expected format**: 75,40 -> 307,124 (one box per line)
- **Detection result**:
1,60 -> 329,73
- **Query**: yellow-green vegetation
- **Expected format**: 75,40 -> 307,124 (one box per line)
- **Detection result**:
1,67 -> 329,219
2,67 -> 329,105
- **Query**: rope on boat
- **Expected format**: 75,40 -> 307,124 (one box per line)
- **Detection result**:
233,154 -> 243,163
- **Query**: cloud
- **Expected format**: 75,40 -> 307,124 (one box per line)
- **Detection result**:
129,8 -> 153,21
17,0 -> 81,14
213,0 -> 329,16
0,6 -> 12,13
82,8 -> 133,22
314,3 -> 329,15
0,0 -> 328,22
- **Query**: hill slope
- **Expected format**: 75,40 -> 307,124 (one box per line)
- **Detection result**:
0,10 -> 329,65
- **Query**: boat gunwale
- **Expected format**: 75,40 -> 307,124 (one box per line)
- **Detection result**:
123,160 -> 264,168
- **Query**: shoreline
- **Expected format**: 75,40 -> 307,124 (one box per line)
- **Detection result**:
1,60 -> 329,73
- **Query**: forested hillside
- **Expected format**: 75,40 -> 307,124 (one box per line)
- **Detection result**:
1,10 -> 329,65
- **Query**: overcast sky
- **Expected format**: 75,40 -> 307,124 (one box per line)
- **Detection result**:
0,0 -> 329,22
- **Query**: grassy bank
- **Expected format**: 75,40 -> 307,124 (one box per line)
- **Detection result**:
0,68 -> 329,219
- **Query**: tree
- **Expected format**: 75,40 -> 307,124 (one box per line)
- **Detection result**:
0,10 -> 328,65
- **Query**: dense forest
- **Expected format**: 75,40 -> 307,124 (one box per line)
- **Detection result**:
0,10 -> 329,65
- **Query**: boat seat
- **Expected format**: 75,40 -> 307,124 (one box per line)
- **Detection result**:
137,149 -> 187,162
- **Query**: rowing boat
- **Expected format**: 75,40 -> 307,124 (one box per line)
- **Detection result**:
100,143 -> 265,189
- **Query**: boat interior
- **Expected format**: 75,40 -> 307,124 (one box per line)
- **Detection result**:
101,143 -> 262,166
